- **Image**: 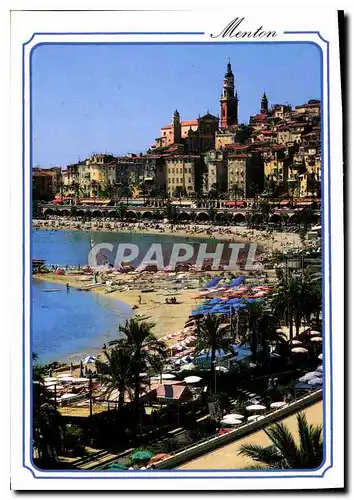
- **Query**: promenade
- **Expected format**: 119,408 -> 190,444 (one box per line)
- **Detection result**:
178,401 -> 323,470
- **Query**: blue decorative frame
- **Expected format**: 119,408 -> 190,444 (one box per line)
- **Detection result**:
23,32 -> 331,480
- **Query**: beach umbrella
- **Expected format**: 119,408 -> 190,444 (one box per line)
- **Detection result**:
104,462 -> 128,471
270,401 -> 287,409
222,413 -> 244,420
291,347 -> 308,354
318,353 -> 323,360
221,417 -> 242,426
246,404 -> 266,412
58,376 -> 74,382
310,337 -> 322,342
60,393 -> 76,400
131,450 -> 153,462
184,376 -> 202,384
72,377 -> 89,384
181,362 -> 197,371
247,415 -> 265,422
308,377 -> 323,386
161,373 -> 176,380
147,453 -> 172,466
299,371 -> 318,382
215,365 -> 228,373
84,355 -> 97,364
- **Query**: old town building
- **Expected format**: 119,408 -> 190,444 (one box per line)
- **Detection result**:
165,155 -> 203,197
220,61 -> 239,129
46,62 -> 321,204
204,150 -> 228,194
32,167 -> 61,201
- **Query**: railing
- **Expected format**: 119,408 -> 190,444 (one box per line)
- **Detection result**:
154,389 -> 322,470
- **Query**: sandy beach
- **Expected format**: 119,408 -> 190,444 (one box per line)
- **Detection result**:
35,273 -> 200,343
33,219 -> 304,253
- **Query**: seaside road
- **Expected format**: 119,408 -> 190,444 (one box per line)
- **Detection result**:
177,401 -> 323,470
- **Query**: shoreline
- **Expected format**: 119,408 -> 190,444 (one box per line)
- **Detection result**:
32,219 -> 304,253
34,273 -> 201,365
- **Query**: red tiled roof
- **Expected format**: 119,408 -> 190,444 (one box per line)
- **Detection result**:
295,103 -> 321,109
156,384 -> 193,401
252,113 -> 268,121
224,143 -> 248,150
228,153 -> 249,159
166,155 -> 200,160
182,120 -> 198,127
161,120 -> 198,130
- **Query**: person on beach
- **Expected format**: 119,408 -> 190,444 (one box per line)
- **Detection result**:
138,295 -> 142,305
66,282 -> 70,292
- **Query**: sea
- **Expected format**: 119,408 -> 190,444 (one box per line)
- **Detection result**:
32,229 -> 211,364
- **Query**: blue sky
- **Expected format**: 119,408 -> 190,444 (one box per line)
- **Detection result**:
31,43 -> 321,168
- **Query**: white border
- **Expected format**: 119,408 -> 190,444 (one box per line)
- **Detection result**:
10,4 -> 344,491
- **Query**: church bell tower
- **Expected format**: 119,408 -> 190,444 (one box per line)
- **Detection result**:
220,61 -> 239,129
172,109 -> 182,144
260,92 -> 269,114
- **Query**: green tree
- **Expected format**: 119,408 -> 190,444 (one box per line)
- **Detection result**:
271,275 -> 320,340
174,186 -> 186,206
229,183 -> 244,204
120,183 -> 133,205
96,345 -> 135,410
164,200 -> 179,223
194,315 -> 233,393
238,411 -> 323,469
237,301 -> 265,362
111,318 -> 166,427
32,354 -> 64,466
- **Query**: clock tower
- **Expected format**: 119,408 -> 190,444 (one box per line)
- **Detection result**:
220,61 -> 239,129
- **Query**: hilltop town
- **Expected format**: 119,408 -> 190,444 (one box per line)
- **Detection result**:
32,61 -> 321,206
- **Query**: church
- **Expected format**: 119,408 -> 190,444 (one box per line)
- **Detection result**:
153,61 -> 242,155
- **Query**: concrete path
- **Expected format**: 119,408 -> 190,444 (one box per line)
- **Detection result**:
178,401 -> 323,470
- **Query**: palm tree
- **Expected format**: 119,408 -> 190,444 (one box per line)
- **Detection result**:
237,301 -> 264,362
95,345 -> 135,410
194,314 -> 233,393
229,183 -> 244,204
258,310 -> 286,365
174,186 -> 185,206
271,276 -> 302,340
32,353 -> 64,466
70,181 -> 82,205
120,183 -> 133,205
238,411 -> 323,469
271,275 -> 320,339
111,318 -> 166,426
90,179 -> 100,200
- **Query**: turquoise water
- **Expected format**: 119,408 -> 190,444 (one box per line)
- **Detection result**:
32,279 -> 132,364
32,229 -> 211,364
32,228 -> 211,267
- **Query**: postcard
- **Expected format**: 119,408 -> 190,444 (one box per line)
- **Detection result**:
9,2 -> 344,491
